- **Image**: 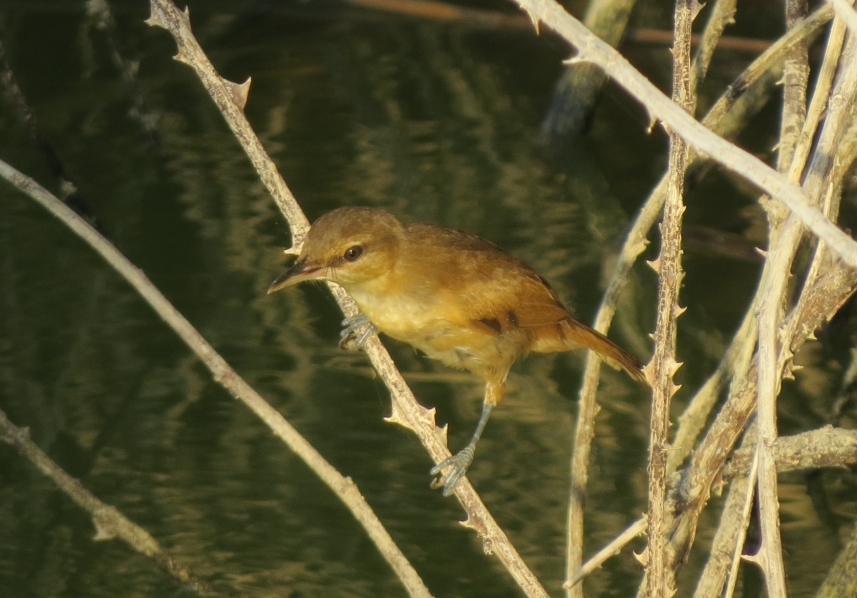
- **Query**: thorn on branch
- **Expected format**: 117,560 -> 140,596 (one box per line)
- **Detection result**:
283,243 -> 303,257
562,53 -> 588,66
144,7 -> 166,29
174,49 -> 192,65
437,421 -> 449,443
642,361 -> 657,383
457,514 -> 490,545
690,0 -> 705,21
524,9 -> 540,34
647,115 -> 659,134
666,358 -> 683,377
383,402 -> 413,430
222,77 -> 252,110
92,510 -> 117,541
742,550 -> 763,566
460,516 -> 477,530
648,257 -> 662,273
669,381 -> 682,398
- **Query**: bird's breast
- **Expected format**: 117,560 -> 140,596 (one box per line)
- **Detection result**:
346,280 -> 524,381
347,284 -> 438,341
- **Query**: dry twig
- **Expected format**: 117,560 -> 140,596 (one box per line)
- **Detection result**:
565,517 -> 648,590
564,5 -> 832,593
0,409 -> 225,597
643,1 -> 694,595
512,0 -> 857,266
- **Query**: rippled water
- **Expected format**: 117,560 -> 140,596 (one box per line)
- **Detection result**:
0,1 -> 853,597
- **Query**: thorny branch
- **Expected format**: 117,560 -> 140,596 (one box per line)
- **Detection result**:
563,3 -> 832,594
145,1 -> 548,596
0,158 -> 432,598
0,409 -> 225,597
523,0 -> 857,595
643,0 -> 694,596
512,0 -> 857,266
5,1 -> 857,596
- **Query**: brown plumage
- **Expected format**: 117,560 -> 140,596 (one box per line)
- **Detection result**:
269,207 -> 648,495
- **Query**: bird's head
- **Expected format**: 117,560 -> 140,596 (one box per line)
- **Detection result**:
267,207 -> 404,293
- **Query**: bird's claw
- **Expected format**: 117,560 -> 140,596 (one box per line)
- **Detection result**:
339,314 -> 376,351
430,444 -> 476,497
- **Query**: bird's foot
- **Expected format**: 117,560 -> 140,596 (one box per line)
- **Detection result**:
339,313 -> 376,351
430,444 -> 476,497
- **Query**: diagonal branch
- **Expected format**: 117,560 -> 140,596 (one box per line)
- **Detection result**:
830,0 -> 857,33
145,1 -> 547,595
512,0 -> 857,268
0,408 -> 226,598
0,158 -> 432,598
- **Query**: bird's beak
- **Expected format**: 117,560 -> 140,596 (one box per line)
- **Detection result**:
267,260 -> 325,294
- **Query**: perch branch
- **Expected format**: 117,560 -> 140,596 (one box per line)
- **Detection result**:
146,1 -> 547,595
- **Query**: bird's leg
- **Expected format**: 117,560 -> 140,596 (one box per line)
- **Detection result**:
339,313 -> 376,350
430,400 -> 495,497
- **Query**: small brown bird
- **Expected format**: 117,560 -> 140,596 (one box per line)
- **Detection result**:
268,207 -> 647,495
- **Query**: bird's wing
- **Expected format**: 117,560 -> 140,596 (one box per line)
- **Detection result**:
461,268 -> 572,334
402,223 -> 572,332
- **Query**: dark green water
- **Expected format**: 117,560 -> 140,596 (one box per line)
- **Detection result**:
0,1 -> 854,597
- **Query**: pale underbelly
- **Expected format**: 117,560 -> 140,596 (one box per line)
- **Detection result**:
349,287 -> 522,379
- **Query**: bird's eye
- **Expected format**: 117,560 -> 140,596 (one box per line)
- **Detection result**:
343,245 -> 364,262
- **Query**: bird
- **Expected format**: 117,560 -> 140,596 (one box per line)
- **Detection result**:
268,207 -> 648,496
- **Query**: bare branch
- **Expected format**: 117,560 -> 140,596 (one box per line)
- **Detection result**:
644,0 -> 694,595
830,0 -> 857,34
691,0 -> 737,92
145,1 -> 547,595
565,517 -> 647,589
724,427 -> 857,479
669,265 -> 857,569
0,158 -> 433,598
754,28 -> 857,597
565,7 -> 831,592
511,0 -> 857,267
692,427 -> 756,598
0,409 -> 225,597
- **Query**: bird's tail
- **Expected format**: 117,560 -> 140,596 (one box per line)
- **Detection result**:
531,318 -> 648,385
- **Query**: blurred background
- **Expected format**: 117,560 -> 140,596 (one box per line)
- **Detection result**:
0,0 -> 855,596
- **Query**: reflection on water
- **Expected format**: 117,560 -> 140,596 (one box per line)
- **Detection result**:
0,1 -> 853,597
